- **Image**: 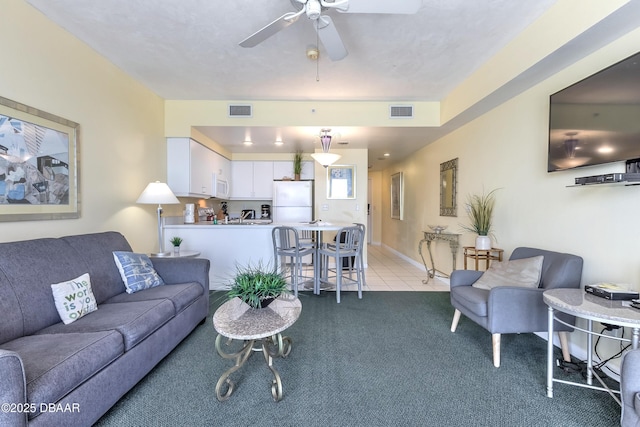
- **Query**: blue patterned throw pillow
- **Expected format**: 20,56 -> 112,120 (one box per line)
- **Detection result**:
113,251 -> 165,294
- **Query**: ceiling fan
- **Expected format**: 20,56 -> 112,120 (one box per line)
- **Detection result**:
239,0 -> 421,61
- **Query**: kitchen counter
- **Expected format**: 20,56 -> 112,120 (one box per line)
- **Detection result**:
163,219 -> 276,290
167,221 -> 275,228
163,218 -> 365,291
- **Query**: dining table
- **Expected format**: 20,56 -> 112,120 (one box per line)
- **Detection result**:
281,221 -> 354,294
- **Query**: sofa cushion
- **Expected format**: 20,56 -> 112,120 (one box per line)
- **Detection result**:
451,286 -> 489,317
51,273 -> 98,324
35,299 -> 175,351
2,331 -> 123,418
105,282 -> 204,314
472,256 -> 544,291
0,269 -> 23,345
113,252 -> 165,294
0,237 -> 89,336
61,232 -> 133,303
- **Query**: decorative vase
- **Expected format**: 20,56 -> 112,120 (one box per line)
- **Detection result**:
237,296 -> 276,309
475,236 -> 491,250
173,246 -> 180,255
294,173 -> 301,181
259,298 -> 275,308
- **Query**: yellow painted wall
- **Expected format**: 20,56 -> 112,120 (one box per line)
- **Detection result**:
165,100 -> 440,136
0,0 -> 166,252
379,26 -> 640,368
381,26 -> 640,287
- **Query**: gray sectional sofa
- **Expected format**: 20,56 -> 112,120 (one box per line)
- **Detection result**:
0,231 -> 210,426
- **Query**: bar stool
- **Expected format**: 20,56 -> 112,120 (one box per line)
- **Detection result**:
317,225 -> 364,303
272,226 -> 314,297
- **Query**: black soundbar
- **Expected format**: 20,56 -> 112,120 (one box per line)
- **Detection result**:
574,173 -> 640,185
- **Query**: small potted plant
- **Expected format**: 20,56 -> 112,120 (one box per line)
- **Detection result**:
293,150 -> 303,181
460,189 -> 498,250
226,261 -> 288,309
169,236 -> 183,255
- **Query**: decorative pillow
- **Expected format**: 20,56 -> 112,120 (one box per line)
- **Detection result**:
472,256 -> 544,291
113,251 -> 164,294
51,273 -> 98,324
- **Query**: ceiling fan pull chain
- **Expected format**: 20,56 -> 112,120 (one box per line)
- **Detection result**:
316,19 -> 320,82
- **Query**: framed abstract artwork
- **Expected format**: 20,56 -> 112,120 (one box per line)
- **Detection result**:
0,96 -> 80,221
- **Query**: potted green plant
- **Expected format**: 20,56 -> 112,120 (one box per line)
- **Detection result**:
226,261 -> 289,309
169,236 -> 183,255
460,189 -> 498,250
293,150 -> 303,180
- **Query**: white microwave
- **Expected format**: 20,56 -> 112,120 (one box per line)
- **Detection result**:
211,173 -> 229,199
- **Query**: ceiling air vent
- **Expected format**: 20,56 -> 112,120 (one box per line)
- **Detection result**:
228,104 -> 252,118
389,105 -> 413,119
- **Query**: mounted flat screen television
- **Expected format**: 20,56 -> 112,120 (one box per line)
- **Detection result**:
548,51 -> 640,172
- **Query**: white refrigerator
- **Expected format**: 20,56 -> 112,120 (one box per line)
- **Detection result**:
272,181 -> 313,223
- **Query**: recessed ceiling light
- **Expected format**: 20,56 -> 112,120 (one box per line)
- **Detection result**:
598,145 -> 613,153
274,139 -> 284,146
384,153 -> 390,157
243,140 -> 253,146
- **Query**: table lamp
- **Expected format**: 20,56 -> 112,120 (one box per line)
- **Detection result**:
137,181 -> 180,256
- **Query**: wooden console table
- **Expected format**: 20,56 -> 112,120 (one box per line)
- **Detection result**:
463,246 -> 503,270
418,231 -> 460,283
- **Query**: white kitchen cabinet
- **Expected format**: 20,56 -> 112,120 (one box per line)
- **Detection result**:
273,160 -> 315,180
211,151 -> 231,179
167,138 -> 216,198
230,161 -> 274,199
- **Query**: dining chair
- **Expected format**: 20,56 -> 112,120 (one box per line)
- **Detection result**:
317,225 -> 364,303
272,226 -> 314,297
353,223 -> 366,287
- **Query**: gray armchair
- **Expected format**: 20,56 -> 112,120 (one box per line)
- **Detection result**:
450,247 -> 583,367
621,349 -> 640,427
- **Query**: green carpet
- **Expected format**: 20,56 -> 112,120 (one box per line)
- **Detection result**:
95,291 -> 620,426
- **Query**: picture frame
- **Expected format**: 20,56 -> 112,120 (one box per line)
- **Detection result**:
327,165 -> 356,199
0,96 -> 80,221
391,172 -> 403,220
440,158 -> 458,217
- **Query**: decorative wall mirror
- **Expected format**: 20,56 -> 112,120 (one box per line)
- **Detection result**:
327,165 -> 356,199
440,158 -> 458,216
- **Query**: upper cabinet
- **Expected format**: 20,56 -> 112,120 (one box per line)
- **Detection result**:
211,150 -> 231,179
273,160 -> 315,180
230,161 -> 274,199
167,138 -> 225,198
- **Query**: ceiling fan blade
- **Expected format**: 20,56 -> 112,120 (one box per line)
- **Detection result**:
315,16 -> 348,61
336,0 -> 421,14
239,13 -> 301,48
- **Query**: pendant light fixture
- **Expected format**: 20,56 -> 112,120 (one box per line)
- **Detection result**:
311,128 -> 341,168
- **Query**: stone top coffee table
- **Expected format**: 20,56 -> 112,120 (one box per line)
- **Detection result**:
213,294 -> 302,401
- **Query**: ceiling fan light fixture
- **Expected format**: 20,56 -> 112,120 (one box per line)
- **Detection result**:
305,0 -> 322,19
306,47 -> 319,60
312,128 -> 341,167
311,152 -> 341,168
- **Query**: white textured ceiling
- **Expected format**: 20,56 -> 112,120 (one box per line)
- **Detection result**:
26,0 -> 559,168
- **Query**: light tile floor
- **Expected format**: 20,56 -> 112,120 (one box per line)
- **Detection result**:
363,244 -> 450,292
296,244 -> 450,293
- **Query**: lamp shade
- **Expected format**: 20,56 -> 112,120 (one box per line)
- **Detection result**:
313,128 -> 341,167
311,152 -> 342,168
136,181 -> 179,204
